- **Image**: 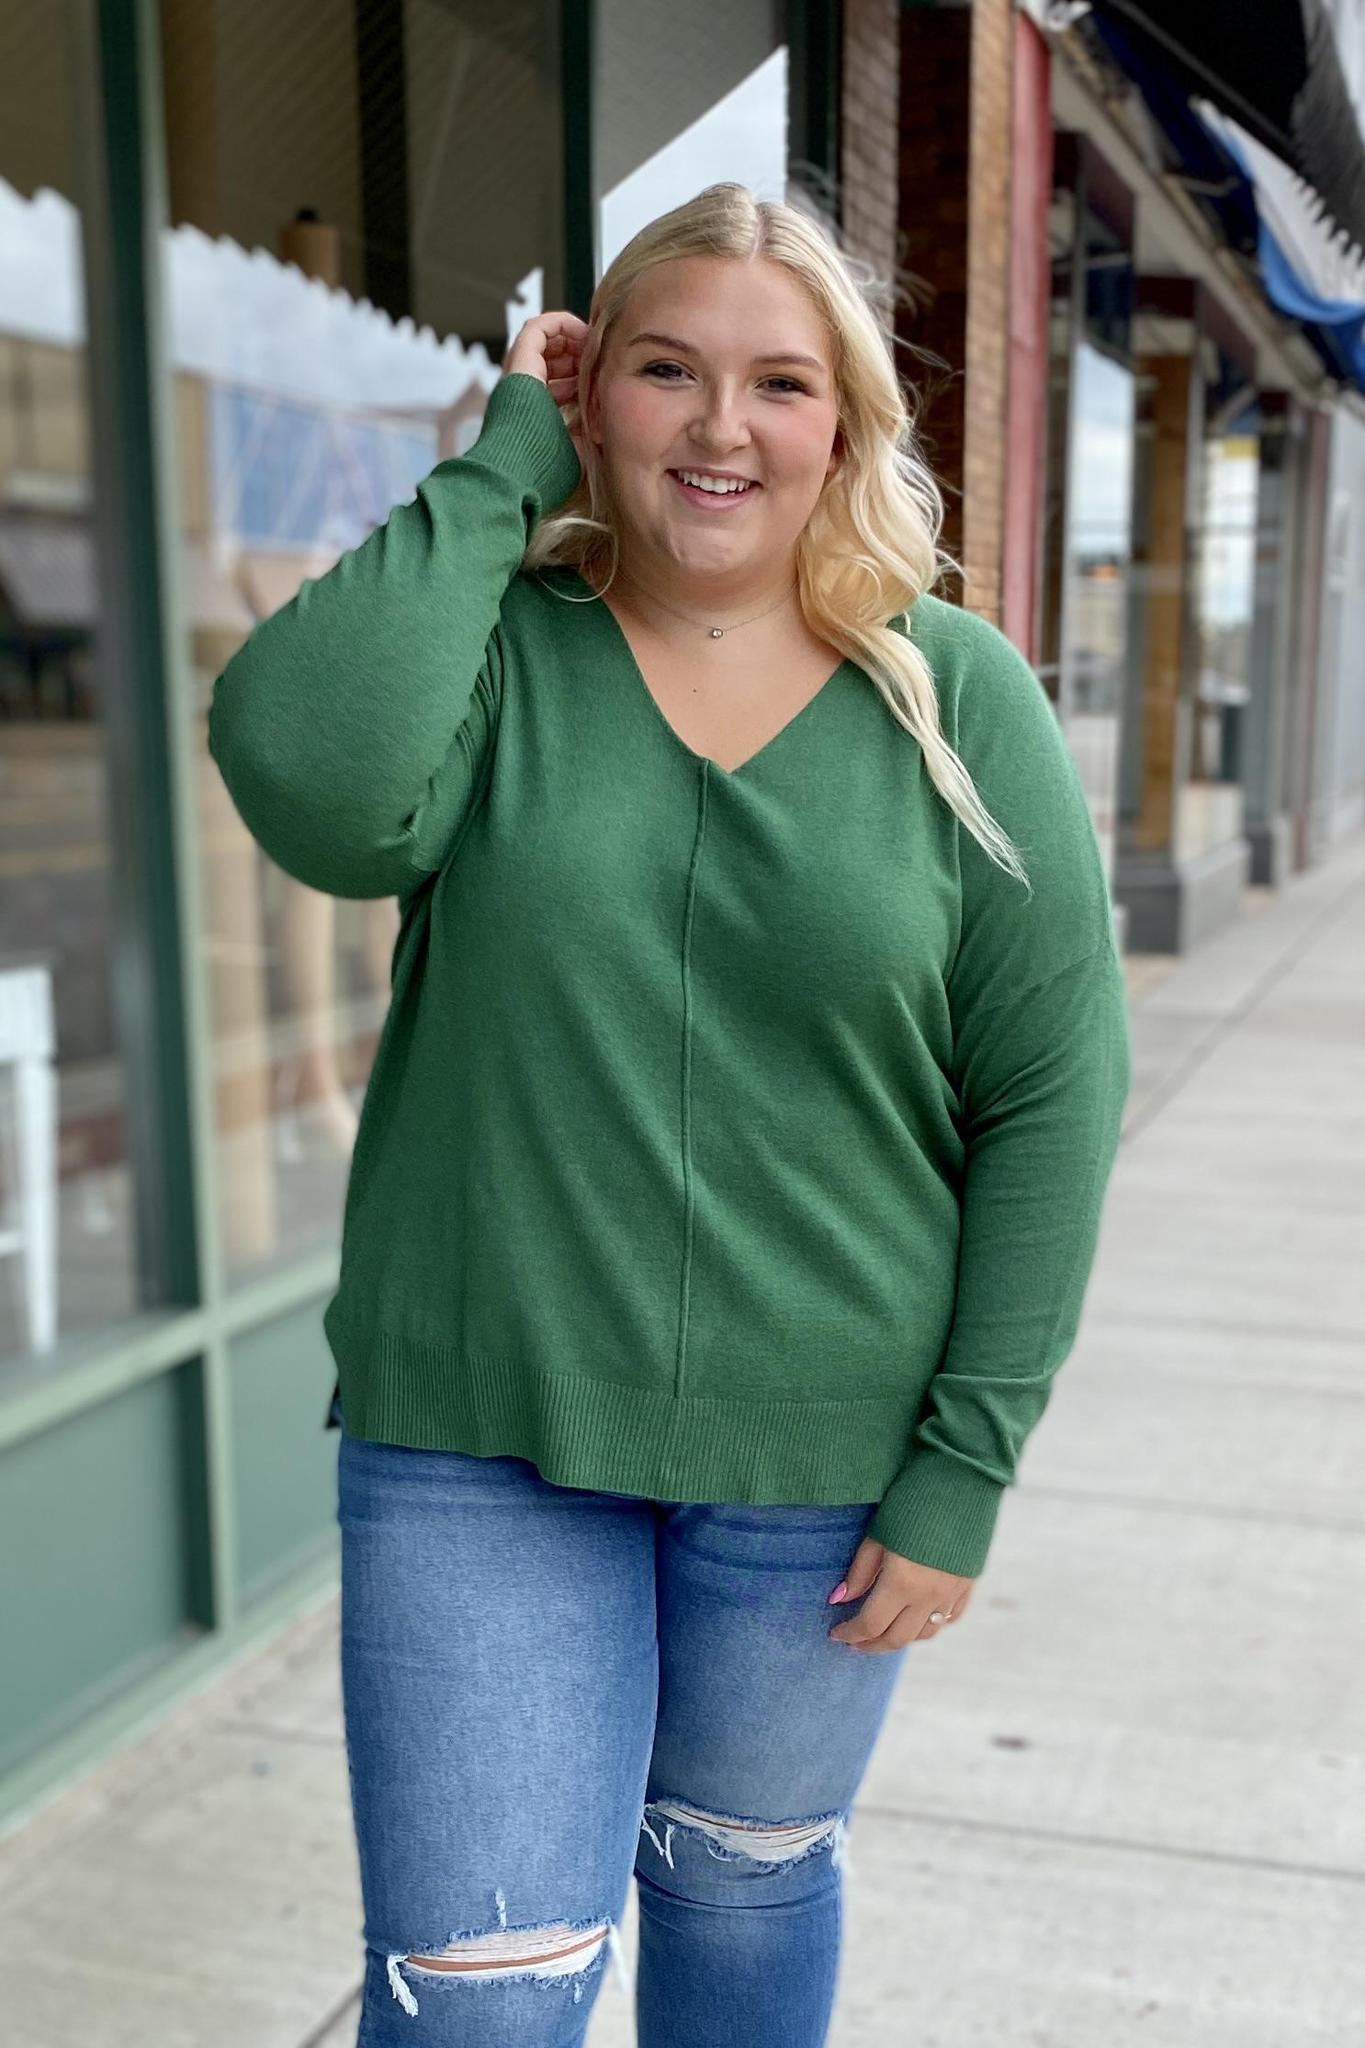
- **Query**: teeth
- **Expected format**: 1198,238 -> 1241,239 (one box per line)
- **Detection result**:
675,470 -> 753,495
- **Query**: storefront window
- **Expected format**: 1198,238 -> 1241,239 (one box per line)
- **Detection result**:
1038,183 -> 1075,713
1037,143 -> 1135,883
597,0 -> 788,260
0,3 -> 142,1374
158,0 -> 563,1285
1062,331 -> 1134,882
1178,345 -> 1260,863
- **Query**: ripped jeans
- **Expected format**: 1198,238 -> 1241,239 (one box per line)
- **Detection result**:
335,1411 -> 911,2046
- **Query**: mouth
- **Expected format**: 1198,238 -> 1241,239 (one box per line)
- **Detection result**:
667,469 -> 762,510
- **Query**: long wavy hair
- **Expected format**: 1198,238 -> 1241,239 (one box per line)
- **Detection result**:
521,181 -> 1029,887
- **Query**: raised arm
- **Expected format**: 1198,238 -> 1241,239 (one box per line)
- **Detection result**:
207,370 -> 582,898
866,613 -> 1132,1577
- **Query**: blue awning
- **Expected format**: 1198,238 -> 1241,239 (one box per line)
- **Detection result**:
1089,0 -> 1365,264
1248,208 -> 1365,392
1086,6 -> 1365,397
1195,111 -> 1365,397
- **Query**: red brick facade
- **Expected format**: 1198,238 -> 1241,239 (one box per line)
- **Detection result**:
892,0 -> 1015,621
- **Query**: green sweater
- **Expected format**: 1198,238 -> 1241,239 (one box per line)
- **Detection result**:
208,368 -> 1131,1579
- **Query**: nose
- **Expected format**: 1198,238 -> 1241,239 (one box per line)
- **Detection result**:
688,389 -> 752,454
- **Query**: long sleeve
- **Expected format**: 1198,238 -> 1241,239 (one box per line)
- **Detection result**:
865,612 -> 1133,1578
206,370 -> 582,898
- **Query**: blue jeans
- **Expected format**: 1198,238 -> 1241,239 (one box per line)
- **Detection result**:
335,1413 -> 912,2046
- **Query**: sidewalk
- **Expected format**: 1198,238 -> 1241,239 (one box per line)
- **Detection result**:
3,829 -> 1363,2047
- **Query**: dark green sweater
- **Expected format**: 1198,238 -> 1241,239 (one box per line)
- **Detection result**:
208,369 -> 1131,1578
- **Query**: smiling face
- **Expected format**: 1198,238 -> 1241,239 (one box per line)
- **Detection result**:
583,254 -> 843,604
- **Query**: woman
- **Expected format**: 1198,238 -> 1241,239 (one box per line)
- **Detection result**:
208,181 -> 1131,2047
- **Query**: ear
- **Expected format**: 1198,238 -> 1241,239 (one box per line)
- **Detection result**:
826,428 -> 844,478
582,369 -> 602,452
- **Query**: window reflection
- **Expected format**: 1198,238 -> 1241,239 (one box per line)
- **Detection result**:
1038,150 -> 1135,884
0,5 -> 137,1372
1063,336 -> 1134,880
1180,350 -> 1259,863
598,0 -> 789,259
161,0 -> 561,1283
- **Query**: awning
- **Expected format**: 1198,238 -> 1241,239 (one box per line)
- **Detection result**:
1088,0 -> 1365,263
1252,218 -> 1365,391
1194,104 -> 1365,396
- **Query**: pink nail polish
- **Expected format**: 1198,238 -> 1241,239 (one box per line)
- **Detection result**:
827,1581 -> 848,1604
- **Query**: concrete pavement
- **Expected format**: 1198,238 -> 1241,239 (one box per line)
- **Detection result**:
2,828 -> 1363,2046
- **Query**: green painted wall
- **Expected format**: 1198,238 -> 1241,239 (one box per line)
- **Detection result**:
230,1308 -> 341,1608
0,1370 -> 200,1779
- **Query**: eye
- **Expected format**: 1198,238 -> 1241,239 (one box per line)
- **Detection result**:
641,361 -> 808,395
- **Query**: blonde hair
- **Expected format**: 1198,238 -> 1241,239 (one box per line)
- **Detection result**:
521,181 -> 1029,888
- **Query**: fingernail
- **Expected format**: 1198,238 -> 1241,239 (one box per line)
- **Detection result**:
827,1581 -> 848,1604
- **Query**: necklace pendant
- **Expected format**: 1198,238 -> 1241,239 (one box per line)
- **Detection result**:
710,626 -> 724,638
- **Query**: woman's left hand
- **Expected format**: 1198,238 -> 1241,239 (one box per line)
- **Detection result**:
827,1537 -> 977,1652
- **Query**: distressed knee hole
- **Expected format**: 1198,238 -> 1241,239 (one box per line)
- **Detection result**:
640,1798 -> 850,1873
385,1921 -> 615,2015
404,1923 -> 608,1976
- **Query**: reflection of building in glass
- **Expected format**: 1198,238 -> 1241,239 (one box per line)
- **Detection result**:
0,184 -> 509,1370
1037,148 -> 1135,885
1191,429 -> 1260,782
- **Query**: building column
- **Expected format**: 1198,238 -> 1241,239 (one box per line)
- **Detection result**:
1130,345 -> 1194,868
1241,389 -> 1299,886
1114,276 -> 1254,951
839,0 -> 899,283
1285,406 -> 1333,869
1003,9 -> 1053,660
897,0 -> 1014,621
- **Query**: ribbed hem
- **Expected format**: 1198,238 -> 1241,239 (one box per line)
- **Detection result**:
459,368 -> 583,512
330,1327 -> 924,1509
865,1445 -> 1006,1579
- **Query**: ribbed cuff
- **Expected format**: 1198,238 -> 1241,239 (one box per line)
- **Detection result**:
865,1445 -> 1007,1578
464,368 -> 583,513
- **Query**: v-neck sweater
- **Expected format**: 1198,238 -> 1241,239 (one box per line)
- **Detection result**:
207,368 -> 1132,1579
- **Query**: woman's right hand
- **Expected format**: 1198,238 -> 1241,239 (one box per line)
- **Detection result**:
503,311 -> 590,472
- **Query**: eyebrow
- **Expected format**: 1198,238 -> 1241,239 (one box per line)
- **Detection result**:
624,330 -> 827,374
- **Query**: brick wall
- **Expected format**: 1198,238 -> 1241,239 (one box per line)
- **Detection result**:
897,6 -> 970,600
840,0 -> 900,290
895,0 -> 1014,621
964,0 -> 1012,623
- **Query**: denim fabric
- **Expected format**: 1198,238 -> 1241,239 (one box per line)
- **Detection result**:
335,1410 -> 912,2046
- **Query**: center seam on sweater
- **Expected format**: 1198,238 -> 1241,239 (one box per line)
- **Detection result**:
673,762 -> 710,1399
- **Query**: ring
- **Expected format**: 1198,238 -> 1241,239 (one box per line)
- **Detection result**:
928,1609 -> 947,1624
